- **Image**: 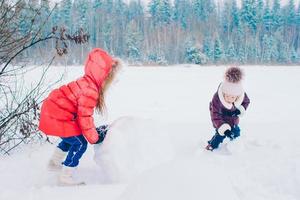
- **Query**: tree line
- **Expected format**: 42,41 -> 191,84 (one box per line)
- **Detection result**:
16,0 -> 300,65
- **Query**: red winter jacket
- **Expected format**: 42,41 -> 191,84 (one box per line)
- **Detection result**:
39,48 -> 113,144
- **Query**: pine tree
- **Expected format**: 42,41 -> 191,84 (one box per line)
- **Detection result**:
225,41 -> 237,63
91,0 -> 102,46
221,2 -> 231,37
230,0 -> 240,32
237,46 -> 246,63
41,0 -> 50,14
149,0 -> 159,18
40,0 -> 51,37
271,0 -> 282,31
214,38 -> 223,63
263,0 -> 272,33
261,34 -> 277,63
256,0 -> 264,22
291,47 -> 299,63
202,36 -> 213,62
232,23 -> 246,63
113,0 -> 128,56
128,0 -> 144,21
159,0 -> 171,24
128,0 -> 144,32
246,39 -> 258,63
149,0 -> 171,26
18,0 -> 31,35
103,0 -> 113,13
173,0 -> 190,29
295,2 -> 300,51
184,40 -> 207,64
241,0 -> 257,33
126,22 -> 143,63
102,21 -> 112,52
51,4 -> 61,26
193,0 -> 215,22
28,0 -> 39,8
296,2 -> 300,26
286,0 -> 296,26
60,0 -> 72,30
75,0 -> 89,30
277,41 -> 290,63
93,0 -> 102,9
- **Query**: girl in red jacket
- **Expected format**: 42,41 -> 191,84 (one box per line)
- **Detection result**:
39,48 -> 120,185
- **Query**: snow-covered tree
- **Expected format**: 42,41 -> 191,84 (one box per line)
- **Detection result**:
149,0 -> 171,26
51,4 -> 61,26
214,38 -> 223,63
291,48 -> 299,63
221,1 -> 231,37
277,41 -> 290,63
225,41 -> 237,63
184,40 -> 207,64
74,0 -> 89,30
263,0 -> 272,32
126,22 -> 143,63
173,0 -> 190,29
192,0 -> 215,22
261,34 -> 277,63
230,0 -> 240,32
202,36 -> 213,62
286,0 -> 296,26
102,21 -> 112,51
241,0 -> 257,33
60,0 -> 72,30
271,0 -> 282,31
147,53 -> 168,65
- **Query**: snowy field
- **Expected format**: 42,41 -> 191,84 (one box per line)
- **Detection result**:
1,65 -> 300,200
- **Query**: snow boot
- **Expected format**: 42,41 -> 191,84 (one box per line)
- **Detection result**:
58,166 -> 85,186
48,148 -> 67,171
205,144 -> 214,151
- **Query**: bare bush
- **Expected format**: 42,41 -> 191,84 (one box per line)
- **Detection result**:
0,0 -> 89,155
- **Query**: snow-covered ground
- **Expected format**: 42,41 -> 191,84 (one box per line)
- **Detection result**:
1,65 -> 300,200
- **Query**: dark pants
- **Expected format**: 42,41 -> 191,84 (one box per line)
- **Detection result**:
57,135 -> 88,167
208,125 -> 240,149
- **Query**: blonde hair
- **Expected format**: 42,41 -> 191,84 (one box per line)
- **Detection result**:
96,60 -> 120,114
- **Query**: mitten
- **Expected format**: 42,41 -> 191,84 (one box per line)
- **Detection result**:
95,125 -> 109,144
224,129 -> 234,140
223,109 -> 241,117
231,109 -> 241,117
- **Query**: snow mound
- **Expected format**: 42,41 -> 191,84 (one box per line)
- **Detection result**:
93,116 -> 175,182
120,157 -> 239,200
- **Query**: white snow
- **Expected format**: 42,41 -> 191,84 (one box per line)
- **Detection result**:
1,65 -> 300,200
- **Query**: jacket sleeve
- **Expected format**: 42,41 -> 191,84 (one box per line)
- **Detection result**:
242,92 -> 250,110
77,86 -> 99,144
236,92 -> 250,116
210,94 -> 231,135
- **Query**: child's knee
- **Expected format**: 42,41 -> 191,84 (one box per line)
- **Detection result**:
79,143 -> 88,153
57,141 -> 71,152
232,126 -> 241,137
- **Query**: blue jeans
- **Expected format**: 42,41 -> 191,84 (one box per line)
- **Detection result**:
208,125 -> 240,149
57,135 -> 88,167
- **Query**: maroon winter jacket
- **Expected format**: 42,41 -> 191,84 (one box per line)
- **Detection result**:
209,84 -> 250,135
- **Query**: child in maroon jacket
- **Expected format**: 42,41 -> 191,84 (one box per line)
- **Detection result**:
206,67 -> 250,151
